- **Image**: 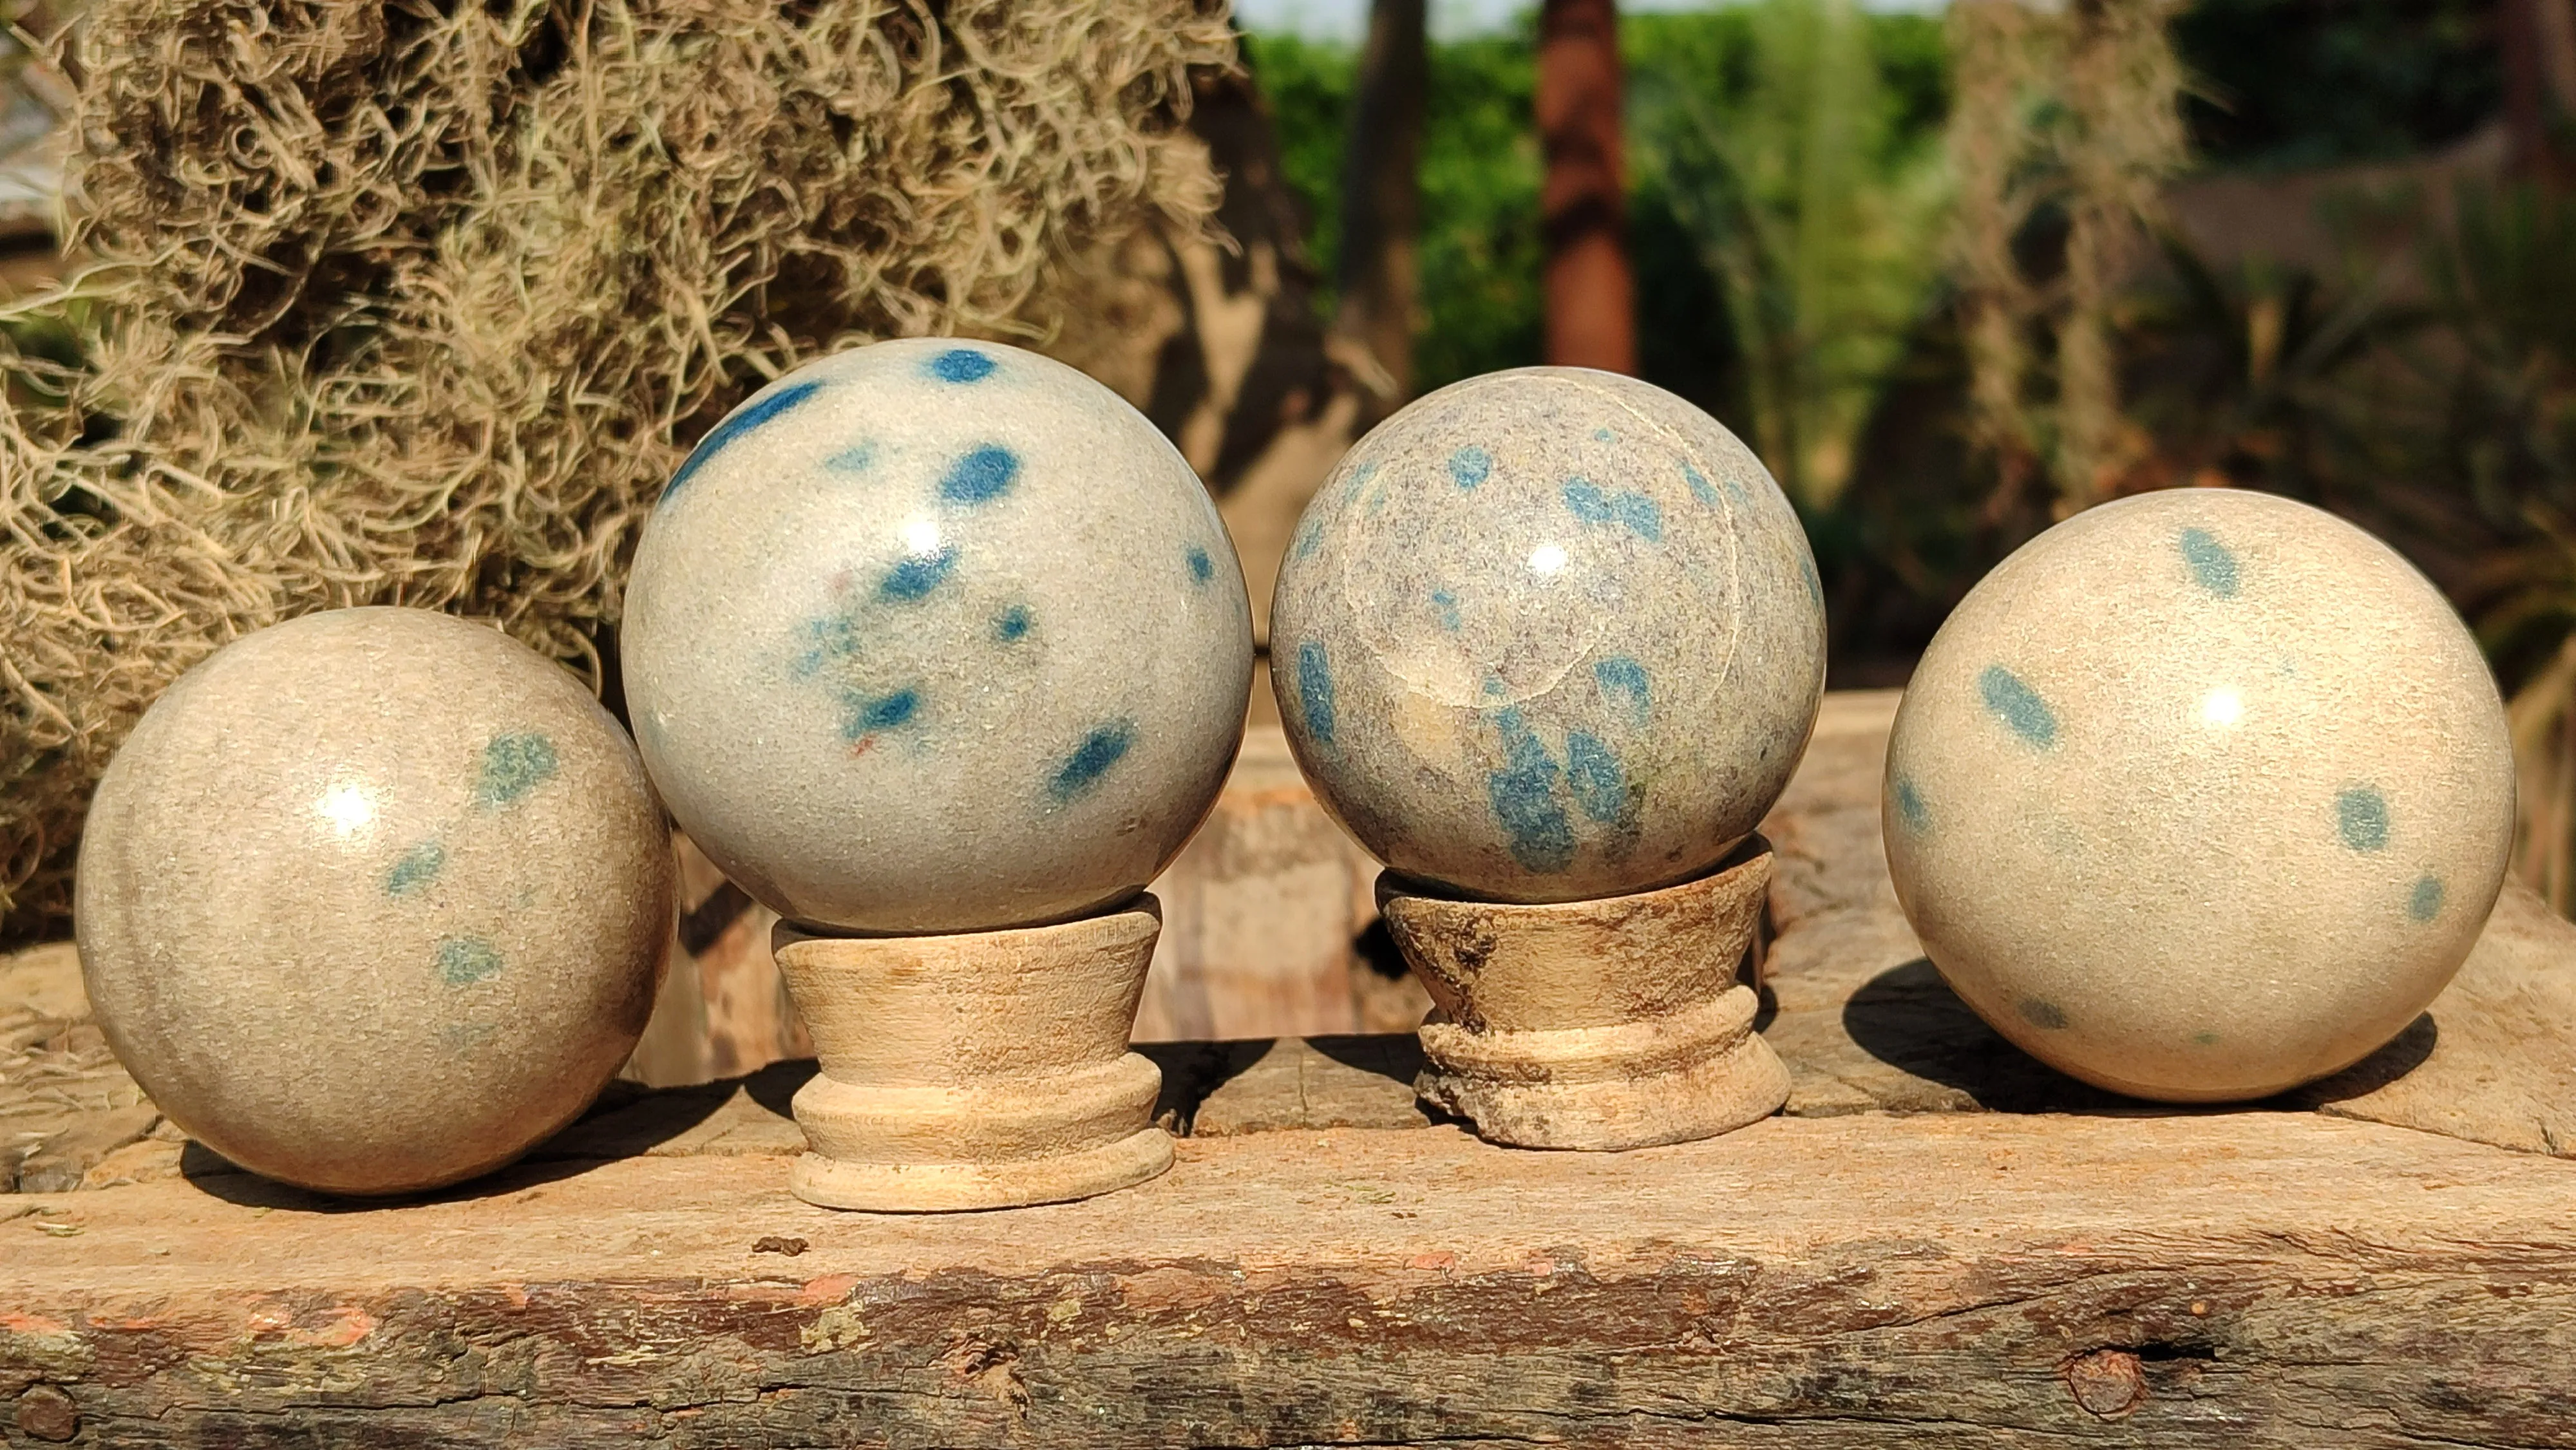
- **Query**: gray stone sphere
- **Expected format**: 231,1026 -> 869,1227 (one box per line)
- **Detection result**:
1884,489 -> 2516,1102
1269,368 -> 1826,903
75,607 -> 675,1196
621,339 -> 1253,934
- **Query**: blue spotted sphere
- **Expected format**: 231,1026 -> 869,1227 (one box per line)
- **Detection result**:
1883,489 -> 2515,1102
623,339 -> 1253,934
1269,368 -> 1826,903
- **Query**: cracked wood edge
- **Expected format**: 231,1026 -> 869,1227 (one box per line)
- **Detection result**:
4,1111 -> 2575,1447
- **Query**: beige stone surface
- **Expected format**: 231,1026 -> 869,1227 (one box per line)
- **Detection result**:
1884,491 -> 2516,1101
72,608 -> 676,1196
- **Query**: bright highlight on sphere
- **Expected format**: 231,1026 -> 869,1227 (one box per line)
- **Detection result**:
622,339 -> 1254,936
1269,367 -> 1827,904
1882,489 -> 2515,1102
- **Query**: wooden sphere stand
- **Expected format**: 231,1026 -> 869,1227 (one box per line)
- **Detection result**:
770,896 -> 1173,1212
1378,840 -> 1790,1151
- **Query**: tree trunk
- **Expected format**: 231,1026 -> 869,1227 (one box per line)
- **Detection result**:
2501,0 -> 2576,184
1333,0 -> 1426,417
1537,0 -> 1636,373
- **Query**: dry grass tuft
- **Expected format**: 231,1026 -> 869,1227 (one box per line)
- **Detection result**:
0,0 -> 1235,937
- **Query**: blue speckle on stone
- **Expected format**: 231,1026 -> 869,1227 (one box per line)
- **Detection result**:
929,348 -> 997,384
1593,427 -> 1614,442
1293,516 -> 1322,560
844,688 -> 920,738
2179,526 -> 2240,598
2338,786 -> 2390,852
1050,722 -> 1134,802
1187,546 -> 1214,584
794,613 -> 861,677
663,380 -> 824,501
2018,998 -> 2069,1030
2409,874 -> 2445,921
1611,491 -> 1663,542
1800,552 -> 1824,607
1488,711 -> 1574,874
384,840 -> 446,897
826,441 -> 876,472
437,936 -> 504,987
1563,478 -> 1613,523
1298,640 -> 1337,746
996,605 -> 1032,642
1893,777 -> 1931,835
477,732 -> 558,807
1683,465 -> 1720,506
1978,666 -> 2058,749
881,547 -> 957,601
1431,588 -> 1463,632
1340,461 -> 1380,505
1449,446 -> 1492,489
940,444 -> 1019,504
1565,731 -> 1629,825
1595,657 -> 1649,723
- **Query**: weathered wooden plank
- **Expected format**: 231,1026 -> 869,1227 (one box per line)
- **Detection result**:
5,1112 -> 2573,1447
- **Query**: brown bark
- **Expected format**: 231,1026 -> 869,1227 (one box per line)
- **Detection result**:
1537,0 -> 1636,373
1333,0 -> 1426,413
2502,0 -> 2576,183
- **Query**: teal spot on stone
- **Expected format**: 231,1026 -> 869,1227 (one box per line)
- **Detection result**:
1563,478 -> 1612,523
1978,666 -> 2058,748
477,733 -> 558,808
1610,491 -> 1663,542
2192,1030 -> 2221,1046
2179,527 -> 2240,598
2337,786 -> 2390,852
1565,731 -> 1630,825
1594,657 -> 1649,724
2409,874 -> 2445,921
1448,447 -> 1491,489
826,441 -> 876,472
843,688 -> 919,739
2018,997 -> 2069,1030
1050,721 -> 1135,802
793,612 -> 861,677
1293,516 -> 1321,560
1683,465 -> 1720,506
1893,777 -> 1930,835
995,605 -> 1032,643
1488,709 -> 1574,874
1298,641 -> 1337,746
384,840 -> 446,897
437,936 -> 504,987
1186,547 -> 1214,584
1430,588 -> 1462,632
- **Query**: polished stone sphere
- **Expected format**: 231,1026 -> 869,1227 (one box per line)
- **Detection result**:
1883,489 -> 2515,1102
76,608 -> 675,1196
622,338 -> 1252,934
1269,367 -> 1826,903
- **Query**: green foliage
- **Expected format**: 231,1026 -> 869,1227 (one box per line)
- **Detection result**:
1243,27 -> 1542,391
1244,5 -> 1951,434
1630,0 -> 1950,508
2172,0 -> 2500,171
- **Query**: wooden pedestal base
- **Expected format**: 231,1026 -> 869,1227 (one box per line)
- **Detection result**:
1379,843 -> 1790,1151
771,898 -> 1173,1212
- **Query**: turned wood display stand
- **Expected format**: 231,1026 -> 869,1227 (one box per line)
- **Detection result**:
770,898 -> 1172,1212
1378,840 -> 1790,1150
